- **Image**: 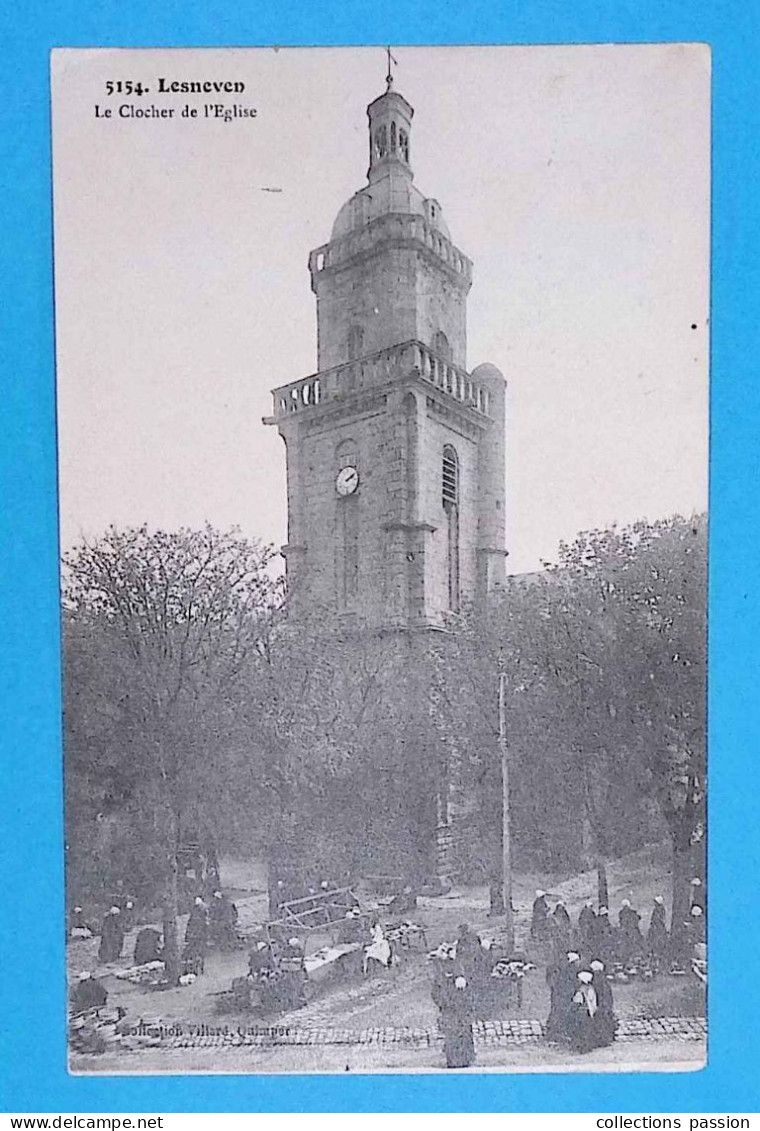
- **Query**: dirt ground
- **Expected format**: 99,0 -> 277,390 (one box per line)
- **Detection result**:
68,843 -> 706,1074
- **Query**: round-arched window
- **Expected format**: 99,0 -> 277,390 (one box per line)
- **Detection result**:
374,126 -> 388,159
442,444 -> 459,506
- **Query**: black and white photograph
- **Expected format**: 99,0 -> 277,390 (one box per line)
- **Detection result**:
51,44 -> 709,1074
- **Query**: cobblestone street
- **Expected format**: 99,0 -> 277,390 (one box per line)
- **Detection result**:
112,1013 -> 706,1050
73,1016 -> 706,1076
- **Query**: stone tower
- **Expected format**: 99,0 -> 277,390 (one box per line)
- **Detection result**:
265,73 -> 507,880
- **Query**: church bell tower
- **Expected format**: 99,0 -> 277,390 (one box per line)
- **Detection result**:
266,72 -> 508,630
265,69 -> 509,882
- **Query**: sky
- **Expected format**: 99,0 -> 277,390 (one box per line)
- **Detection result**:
52,44 -> 710,574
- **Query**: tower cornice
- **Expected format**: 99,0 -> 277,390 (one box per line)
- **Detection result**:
309,211 -> 472,295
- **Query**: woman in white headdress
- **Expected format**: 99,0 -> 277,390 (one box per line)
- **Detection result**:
432,972 -> 476,1068
69,906 -> 93,940
98,905 -> 124,963
545,950 -> 580,1043
363,921 -> 393,975
589,959 -> 616,1046
567,970 -> 599,1053
647,896 -> 669,971
530,889 -> 551,943
689,876 -> 705,912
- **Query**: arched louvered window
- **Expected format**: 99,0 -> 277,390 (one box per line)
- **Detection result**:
442,445 -> 460,611
374,126 -> 388,158
442,445 -> 458,506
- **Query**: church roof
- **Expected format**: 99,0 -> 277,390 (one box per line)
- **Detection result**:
331,173 -> 451,242
330,79 -> 452,243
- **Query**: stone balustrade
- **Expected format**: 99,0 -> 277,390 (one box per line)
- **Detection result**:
271,340 -> 492,420
309,212 -> 473,287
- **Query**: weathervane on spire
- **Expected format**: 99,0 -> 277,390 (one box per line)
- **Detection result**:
385,46 -> 398,90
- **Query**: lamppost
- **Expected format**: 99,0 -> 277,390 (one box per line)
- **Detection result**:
499,671 -> 515,952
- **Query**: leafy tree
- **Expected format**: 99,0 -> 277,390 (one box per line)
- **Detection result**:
63,524 -> 281,981
440,513 -> 706,917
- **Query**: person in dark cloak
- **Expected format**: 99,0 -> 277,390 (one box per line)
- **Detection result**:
618,899 -> 643,968
589,959 -> 616,1046
248,940 -> 273,977
133,926 -> 163,965
647,896 -> 669,971
551,901 -> 572,944
545,949 -> 580,1043
592,906 -> 614,965
433,972 -> 476,1069
454,923 -> 481,980
567,970 -> 599,1053
183,896 -> 209,972
70,972 -> 108,1014
69,905 -> 94,940
210,890 -> 240,948
578,902 -> 596,956
201,840 -> 221,895
121,898 -> 136,932
530,890 -> 551,944
98,906 -> 124,963
688,904 -> 706,943
280,936 -> 308,1010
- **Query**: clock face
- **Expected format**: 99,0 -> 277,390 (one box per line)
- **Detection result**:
336,465 -> 359,497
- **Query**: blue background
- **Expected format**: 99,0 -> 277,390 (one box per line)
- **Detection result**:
1,0 -> 758,1114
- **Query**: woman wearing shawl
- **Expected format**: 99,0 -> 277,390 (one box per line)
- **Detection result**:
98,906 -> 124,964
567,970 -> 599,1053
578,902 -> 596,957
589,959 -> 617,1046
433,972 -> 476,1068
647,896 -> 669,972
530,890 -> 551,943
545,950 -> 580,1043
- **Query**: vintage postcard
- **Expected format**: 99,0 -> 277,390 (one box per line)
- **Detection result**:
51,44 -> 709,1074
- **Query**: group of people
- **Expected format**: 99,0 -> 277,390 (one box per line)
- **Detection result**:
97,903 -> 133,964
531,881 -> 706,977
545,950 -> 616,1052
430,923 -> 517,1069
69,885 -> 241,978
183,890 -> 241,973
69,900 -> 135,962
245,933 -> 309,1012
